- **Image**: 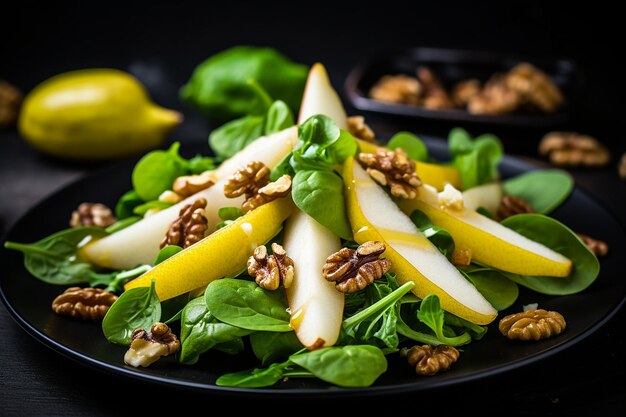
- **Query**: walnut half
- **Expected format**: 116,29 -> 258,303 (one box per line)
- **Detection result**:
322,241 -> 391,293
124,322 -> 180,368
248,243 -> 295,290
51,287 -> 118,321
358,148 -> 422,199
401,344 -> 460,376
499,309 -> 566,341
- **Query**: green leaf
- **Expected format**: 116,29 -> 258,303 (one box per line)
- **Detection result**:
387,131 -> 429,161
179,297 -> 251,365
205,278 -> 291,331
500,214 -> 600,295
216,361 -> 293,388
115,190 -> 144,220
448,128 -> 503,189
4,227 -> 112,286
264,100 -> 294,134
417,294 -> 471,346
132,142 -> 187,201
290,345 -> 387,387
461,266 -> 519,311
292,170 -> 352,240
186,155 -> 216,174
409,210 -> 455,256
154,245 -> 183,265
105,216 -> 141,234
218,207 -> 245,221
503,170 -> 574,214
250,331 -> 303,365
102,280 -> 161,345
208,115 -> 264,160
180,46 -> 308,121
132,200 -> 173,216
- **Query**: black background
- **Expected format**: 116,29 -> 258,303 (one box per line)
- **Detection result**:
1,1 -> 625,415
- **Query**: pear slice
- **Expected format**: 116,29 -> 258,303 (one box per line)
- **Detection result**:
298,63 -> 347,128
124,197 -> 295,301
399,184 -> 572,277
283,210 -> 344,349
356,139 -> 462,191
344,157 -> 497,325
81,126 -> 297,269
462,182 -> 503,214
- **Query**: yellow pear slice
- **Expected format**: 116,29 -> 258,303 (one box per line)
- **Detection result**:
344,157 -> 497,325
356,139 -> 461,190
124,197 -> 295,301
283,210 -> 344,349
399,184 -> 572,277
81,126 -> 297,269
462,182 -> 503,214
298,63 -> 348,128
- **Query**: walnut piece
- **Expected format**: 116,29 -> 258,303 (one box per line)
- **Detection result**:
160,198 -> 208,249
497,195 -> 534,220
225,162 -> 291,212
416,66 -> 453,109
70,202 -> 117,228
401,344 -> 460,376
451,79 -> 481,107
322,241 -> 391,293
468,74 -> 521,115
506,63 -> 564,113
173,171 -> 217,198
499,309 -> 566,341
347,115 -> 376,143
248,243 -> 295,290
539,132 -> 610,167
577,233 -> 609,257
358,148 -> 422,199
0,80 -> 22,129
124,322 -> 180,367
451,247 -> 472,266
369,75 -> 421,105
51,287 -> 118,321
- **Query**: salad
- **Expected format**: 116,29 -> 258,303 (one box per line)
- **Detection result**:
4,62 -> 600,388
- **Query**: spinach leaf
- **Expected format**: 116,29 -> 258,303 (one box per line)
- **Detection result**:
443,313 -> 488,340
292,170 -> 352,240
250,331 -> 303,365
154,245 -> 183,265
179,297 -> 251,364
503,170 -> 574,214
216,361 -> 296,388
215,207 -> 245,230
186,155 -> 216,174
4,227 -> 113,286
115,190 -> 144,219
102,280 -> 161,345
105,216 -> 141,234
500,214 -> 600,295
264,100 -> 294,134
132,200 -> 173,216
296,115 -> 357,168
132,142 -> 187,201
180,46 -> 308,121
205,278 -> 291,331
105,265 -> 151,293
409,210 -> 455,256
290,345 -> 387,387
386,131 -> 429,162
160,292 -> 189,324
461,266 -> 519,310
417,294 -> 471,346
448,127 -> 503,189
209,115 -> 265,160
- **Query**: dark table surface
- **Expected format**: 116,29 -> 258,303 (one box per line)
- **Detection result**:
1,3 -> 625,416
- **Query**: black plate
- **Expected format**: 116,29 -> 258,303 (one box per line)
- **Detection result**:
0,140 -> 624,396
344,47 -> 583,127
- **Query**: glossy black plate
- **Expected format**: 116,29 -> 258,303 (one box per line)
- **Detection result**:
1,140 -> 624,397
344,47 -> 584,127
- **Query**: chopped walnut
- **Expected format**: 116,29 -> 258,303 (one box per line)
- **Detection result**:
247,243 -> 295,290
468,74 -> 521,115
577,233 -> 609,257
369,74 -> 421,105
619,153 -> 626,179
539,132 -> 610,167
358,148 -> 422,199
347,116 -> 376,143
451,247 -> 472,266
506,63 -> 564,113
124,322 -> 180,367
497,195 -> 534,220
416,66 -> 453,109
322,241 -> 391,293
401,344 -> 460,376
499,309 -> 566,341
173,171 -> 217,198
51,287 -> 118,321
70,202 -> 117,228
451,79 -> 481,107
224,162 -> 291,212
0,80 -> 22,129
160,198 -> 208,249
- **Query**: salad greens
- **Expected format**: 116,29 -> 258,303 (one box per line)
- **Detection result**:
503,170 -> 574,214
386,131 -> 429,162
448,127 -> 503,189
180,46 -> 308,121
